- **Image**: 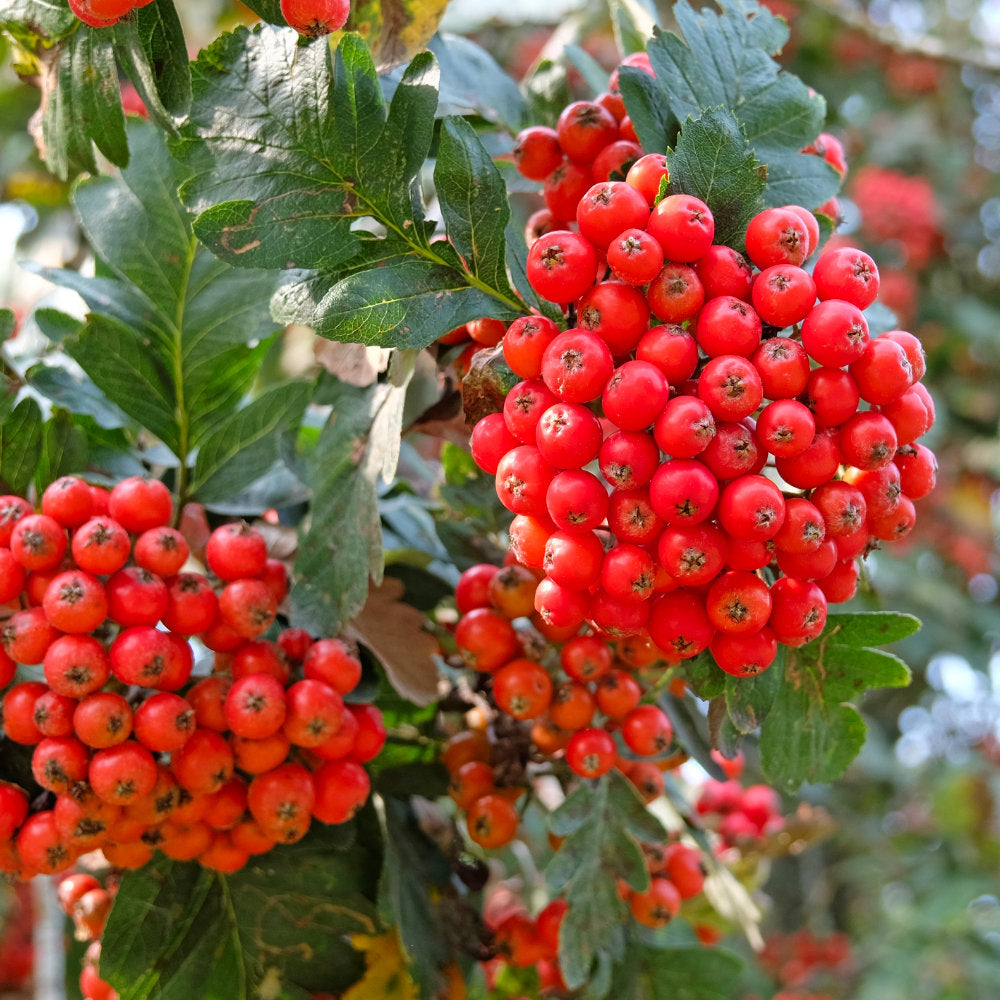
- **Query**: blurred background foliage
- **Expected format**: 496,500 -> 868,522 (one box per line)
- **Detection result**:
1,0 -> 999,997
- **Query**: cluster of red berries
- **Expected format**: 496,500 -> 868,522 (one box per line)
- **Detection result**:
452,561 -> 678,793
68,0 -> 155,28
466,57 -> 937,681
0,475 -> 383,879
758,928 -> 852,995
57,870 -> 119,1000
482,890 -> 569,993
694,777 -> 784,848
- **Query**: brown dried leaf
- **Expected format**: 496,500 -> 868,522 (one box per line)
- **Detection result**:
346,577 -> 441,706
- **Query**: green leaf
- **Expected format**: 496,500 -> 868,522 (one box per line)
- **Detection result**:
724,646 -> 784,734
435,116 -> 518,303
176,27 -> 525,347
26,363 -> 133,430
32,307 -> 83,343
101,822 -> 379,1000
64,313 -> 178,452
819,644 -> 912,702
189,381 -> 311,503
612,939 -> 743,1000
546,771 -> 666,992
666,107 -> 767,247
39,119 -> 281,480
0,0 -> 76,44
290,375 -> 407,636
378,796 -> 455,997
821,610 -> 922,647
235,0 -> 283,22
427,33 -> 528,132
0,396 -> 43,494
40,25 -> 128,180
0,308 -> 14,343
35,410 -> 88,490
629,0 -> 840,211
273,258 -> 518,348
617,64 -> 676,155
113,0 -> 192,134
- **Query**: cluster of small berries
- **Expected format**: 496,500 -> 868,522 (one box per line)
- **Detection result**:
694,777 -> 784,847
0,475 -> 382,879
68,0 -> 155,28
57,870 -> 118,1000
758,928 -> 852,995
467,56 -> 937,681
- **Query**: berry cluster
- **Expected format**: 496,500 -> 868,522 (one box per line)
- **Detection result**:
756,928 -> 852,1000
694,777 -> 784,847
468,59 -> 937,681
68,0 -> 156,28
0,475 -> 382,879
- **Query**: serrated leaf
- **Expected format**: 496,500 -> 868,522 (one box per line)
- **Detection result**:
821,610 -> 922,647
188,381 -> 311,503
39,26 -> 128,180
290,375 -> 407,636
40,119 -> 281,479
64,313 -> 179,451
112,0 -> 191,134
725,646 -> 784,734
667,107 -> 766,247
176,27 -> 525,347
378,797 -> 454,998
102,822 -> 379,1000
819,644 -> 912,702
0,396 -> 43,494
546,772 -> 665,992
273,258 -> 518,348
627,0 -> 840,211
426,33 -> 528,132
435,116 -> 517,301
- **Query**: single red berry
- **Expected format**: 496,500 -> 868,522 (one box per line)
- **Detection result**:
280,0 -> 351,36
107,476 -> 173,533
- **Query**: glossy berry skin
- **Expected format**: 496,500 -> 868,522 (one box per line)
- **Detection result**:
280,0 -> 351,36
646,194 -> 715,262
512,126 -> 563,181
526,230 -> 598,304
107,476 -> 173,533
565,727 -> 617,778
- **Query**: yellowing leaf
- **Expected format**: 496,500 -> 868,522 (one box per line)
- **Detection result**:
348,0 -> 452,70
343,932 -> 420,1000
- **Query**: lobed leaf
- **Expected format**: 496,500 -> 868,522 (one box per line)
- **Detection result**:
102,821 -> 380,1000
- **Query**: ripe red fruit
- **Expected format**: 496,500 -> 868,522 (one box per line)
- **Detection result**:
217,578 -> 278,638
745,206 -> 811,268
107,476 -> 173,533
205,522 -> 268,581
646,193 -> 714,262
71,517 -> 131,575
89,740 -> 158,805
0,495 -> 33,547
170,728 -> 235,795
105,566 -> 169,627
109,625 -> 193,691
302,637 -> 363,694
133,526 -> 190,577
492,657 -> 553,720
10,513 -> 67,571
41,476 -> 94,529
621,704 -> 673,756
512,125 -> 563,181
282,678 -> 345,747
2,606 -> 60,665
132,692 -> 196,752
73,690 -> 133,748
466,791 -> 519,849
42,570 -> 109,633
556,100 -> 618,163
225,672 -> 287,739
540,329 -> 615,404
526,230 -> 598,303
247,762 -> 316,842
566,727 -> 617,778
280,0 -> 350,36
576,181 -> 650,249
312,759 -> 371,824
